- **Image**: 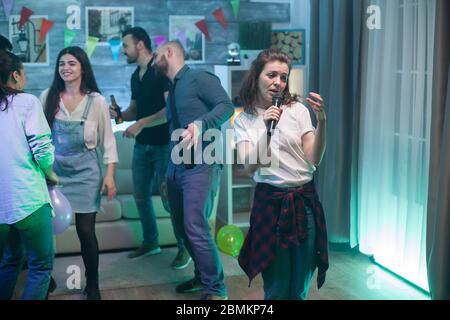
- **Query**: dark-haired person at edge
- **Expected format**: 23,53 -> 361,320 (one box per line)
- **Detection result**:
109,27 -> 191,268
152,40 -> 234,300
235,48 -> 329,300
0,50 -> 58,300
0,35 -> 58,299
0,34 -> 13,52
41,46 -> 118,300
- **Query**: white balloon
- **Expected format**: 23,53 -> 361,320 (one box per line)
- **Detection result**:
48,186 -> 73,235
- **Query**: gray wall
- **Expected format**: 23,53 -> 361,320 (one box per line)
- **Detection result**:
0,0 -> 290,105
273,0 -> 310,95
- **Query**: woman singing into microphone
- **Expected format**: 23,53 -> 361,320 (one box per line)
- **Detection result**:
234,49 -> 329,300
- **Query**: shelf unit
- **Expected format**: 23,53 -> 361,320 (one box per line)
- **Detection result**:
214,64 -> 305,227
215,65 -> 253,227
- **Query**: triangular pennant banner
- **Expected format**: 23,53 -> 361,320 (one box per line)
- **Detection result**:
108,38 -> 121,62
195,19 -> 210,41
230,0 -> 240,19
2,0 -> 14,20
18,6 -> 33,28
153,35 -> 167,48
213,8 -> 228,29
86,36 -> 99,58
64,28 -> 76,48
39,18 -> 54,43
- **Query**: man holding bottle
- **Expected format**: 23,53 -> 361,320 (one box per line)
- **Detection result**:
109,27 -> 191,269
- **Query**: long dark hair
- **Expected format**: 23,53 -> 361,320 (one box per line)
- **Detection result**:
0,51 -> 23,111
44,46 -> 101,127
240,48 -> 298,115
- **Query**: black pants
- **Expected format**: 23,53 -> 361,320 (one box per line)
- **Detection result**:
75,212 -> 99,286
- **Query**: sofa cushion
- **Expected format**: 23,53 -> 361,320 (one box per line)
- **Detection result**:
114,167 -> 165,196
69,197 -> 121,225
118,194 -> 170,219
112,131 -> 166,196
98,197 -> 122,222
54,218 -> 178,254
112,131 -> 135,195
115,131 -> 134,169
115,168 -> 134,195
152,196 -> 171,218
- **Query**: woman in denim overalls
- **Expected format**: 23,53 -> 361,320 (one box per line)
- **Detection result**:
42,47 -> 118,300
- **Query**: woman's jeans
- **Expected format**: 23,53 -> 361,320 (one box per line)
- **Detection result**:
0,204 -> 54,300
261,205 -> 317,300
132,143 -> 171,246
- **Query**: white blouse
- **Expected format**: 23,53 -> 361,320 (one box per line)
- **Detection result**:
40,89 -> 118,165
234,102 -> 316,187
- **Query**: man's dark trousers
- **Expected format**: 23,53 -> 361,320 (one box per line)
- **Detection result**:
166,163 -> 226,296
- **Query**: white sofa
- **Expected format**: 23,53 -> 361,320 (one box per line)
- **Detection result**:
54,131 -> 175,254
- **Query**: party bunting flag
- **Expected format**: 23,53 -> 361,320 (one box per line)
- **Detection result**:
2,0 -> 14,20
64,28 -> 76,48
39,18 -> 54,43
213,8 -> 228,29
195,19 -> 210,41
18,6 -> 33,28
86,36 -> 99,58
230,0 -> 240,19
174,30 -> 186,48
153,35 -> 167,48
108,38 -> 121,62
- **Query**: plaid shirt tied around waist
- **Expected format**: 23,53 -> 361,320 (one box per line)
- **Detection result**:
238,181 -> 329,289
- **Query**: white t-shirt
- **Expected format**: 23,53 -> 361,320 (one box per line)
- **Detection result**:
40,89 -> 118,165
234,102 -> 316,187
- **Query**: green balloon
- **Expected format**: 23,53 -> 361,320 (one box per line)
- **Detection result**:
217,225 -> 244,257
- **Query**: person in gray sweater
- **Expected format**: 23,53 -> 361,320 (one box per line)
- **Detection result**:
153,40 -> 234,300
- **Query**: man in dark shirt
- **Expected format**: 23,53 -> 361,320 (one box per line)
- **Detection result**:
110,28 -> 190,269
153,41 -> 234,300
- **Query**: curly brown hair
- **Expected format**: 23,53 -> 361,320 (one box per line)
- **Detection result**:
239,48 -> 298,115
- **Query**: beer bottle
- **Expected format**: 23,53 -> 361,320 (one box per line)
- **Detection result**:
110,95 -> 123,124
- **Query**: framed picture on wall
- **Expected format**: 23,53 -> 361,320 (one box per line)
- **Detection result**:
169,15 -> 205,64
86,7 -> 134,45
8,15 -> 50,65
270,29 -> 305,65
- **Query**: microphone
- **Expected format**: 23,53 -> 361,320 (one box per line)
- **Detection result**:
267,93 -> 283,136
